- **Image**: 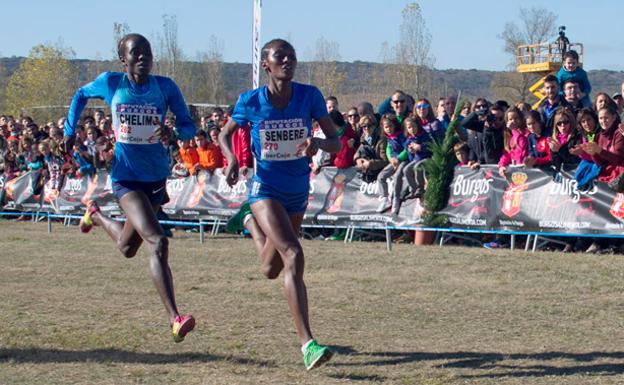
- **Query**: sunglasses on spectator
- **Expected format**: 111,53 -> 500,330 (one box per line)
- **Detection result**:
360,124 -> 372,129
392,99 -> 406,104
415,104 -> 430,109
557,120 -> 570,126
348,114 -> 359,118
475,104 -> 487,109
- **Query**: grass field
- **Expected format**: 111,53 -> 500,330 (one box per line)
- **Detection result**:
2,220 -> 624,384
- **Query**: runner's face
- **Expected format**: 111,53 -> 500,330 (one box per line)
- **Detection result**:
263,43 -> 297,80
121,37 -> 153,78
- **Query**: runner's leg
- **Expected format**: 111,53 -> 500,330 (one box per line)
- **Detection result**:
249,199 -> 312,345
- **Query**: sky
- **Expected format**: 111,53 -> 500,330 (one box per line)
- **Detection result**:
1,0 -> 623,71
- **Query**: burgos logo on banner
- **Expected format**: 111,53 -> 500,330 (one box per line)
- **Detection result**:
452,174 -> 492,202
549,176 -> 596,203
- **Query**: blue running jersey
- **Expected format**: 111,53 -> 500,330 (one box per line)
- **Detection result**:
231,82 -> 328,193
64,72 -> 196,182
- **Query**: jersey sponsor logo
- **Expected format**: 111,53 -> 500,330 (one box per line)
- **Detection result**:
115,103 -> 162,145
259,118 -> 308,161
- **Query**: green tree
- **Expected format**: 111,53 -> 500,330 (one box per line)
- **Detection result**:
5,43 -> 79,121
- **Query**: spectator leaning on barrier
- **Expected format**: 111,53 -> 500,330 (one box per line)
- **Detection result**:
524,110 -> 552,168
376,114 -> 406,213
353,113 -> 388,183
396,116 -> 433,213
498,107 -> 529,177
330,110 -> 358,170
548,107 -> 582,173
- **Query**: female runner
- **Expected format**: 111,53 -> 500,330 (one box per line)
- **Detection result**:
63,33 -> 195,343
219,39 -> 340,370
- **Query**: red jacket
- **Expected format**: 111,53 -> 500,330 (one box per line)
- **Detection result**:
223,124 -> 253,168
332,125 -> 358,169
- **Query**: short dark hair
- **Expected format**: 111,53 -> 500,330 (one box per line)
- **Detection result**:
195,130 -> 207,138
544,74 -> 559,84
260,39 -> 295,62
563,50 -> 579,62
117,33 -> 150,59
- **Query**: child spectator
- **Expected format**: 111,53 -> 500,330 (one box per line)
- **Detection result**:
43,140 -> 65,192
178,139 -> 199,175
557,50 -> 591,108
524,110 -> 552,168
570,108 -> 599,163
94,136 -> 114,171
401,116 -> 433,206
72,143 -> 95,177
84,126 -> 100,160
454,142 -> 469,166
3,141 -> 20,181
26,142 -> 45,171
376,114 -> 406,213
171,149 -> 190,178
194,130 -> 223,173
498,107 -> 529,177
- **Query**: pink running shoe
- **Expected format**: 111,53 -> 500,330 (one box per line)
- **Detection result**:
172,314 -> 195,343
79,201 -> 100,233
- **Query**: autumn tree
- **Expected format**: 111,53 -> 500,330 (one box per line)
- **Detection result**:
197,35 -> 227,104
310,37 -> 346,98
492,6 -> 557,102
5,43 -> 79,121
393,3 -> 435,99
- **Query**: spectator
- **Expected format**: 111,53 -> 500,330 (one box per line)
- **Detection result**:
346,107 -> 360,134
557,50 -> 591,108
524,110 -> 551,168
399,116 -> 434,211
573,108 -> 599,164
436,96 -> 456,129
354,114 -> 388,183
389,90 -> 411,124
498,107 -> 529,177
43,140 -> 65,192
178,139 -> 199,175
325,96 -> 339,113
330,110 -> 358,169
26,142 -> 45,171
3,143 -> 20,181
454,142 -> 469,166
613,93 -> 624,115
561,79 -> 584,116
194,130 -> 223,173
93,109 -> 105,126
593,92 -> 618,113
414,98 -> 444,142
222,123 -> 253,176
210,107 -> 226,130
94,136 -> 114,171
548,108 -> 582,172
170,149 -> 189,178
376,114 -> 406,213
72,143 -> 95,177
310,120 -> 332,174
537,75 -> 563,135
515,102 -> 532,114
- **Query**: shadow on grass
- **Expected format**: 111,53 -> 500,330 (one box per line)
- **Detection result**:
331,348 -> 624,378
0,348 -> 275,367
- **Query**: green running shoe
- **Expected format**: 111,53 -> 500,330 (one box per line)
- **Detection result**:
225,202 -> 252,234
303,339 -> 333,370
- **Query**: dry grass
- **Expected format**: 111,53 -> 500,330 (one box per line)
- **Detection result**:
1,220 -> 624,384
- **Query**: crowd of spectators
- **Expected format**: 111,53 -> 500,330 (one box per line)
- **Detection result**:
2,49 -> 624,250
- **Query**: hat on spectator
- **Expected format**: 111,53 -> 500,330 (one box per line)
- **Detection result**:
612,93 -> 622,99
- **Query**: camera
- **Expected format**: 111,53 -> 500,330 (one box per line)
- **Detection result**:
486,113 -> 496,124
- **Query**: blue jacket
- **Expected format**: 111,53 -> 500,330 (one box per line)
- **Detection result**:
404,131 -> 433,162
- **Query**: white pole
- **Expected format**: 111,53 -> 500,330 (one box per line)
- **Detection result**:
252,0 -> 262,89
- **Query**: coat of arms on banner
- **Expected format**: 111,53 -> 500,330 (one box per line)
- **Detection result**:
609,193 -> 624,219
502,172 -> 529,218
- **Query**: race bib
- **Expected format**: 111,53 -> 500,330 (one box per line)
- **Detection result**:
115,104 -> 162,145
260,118 -> 308,161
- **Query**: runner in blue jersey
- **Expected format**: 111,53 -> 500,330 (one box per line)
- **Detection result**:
63,33 -> 195,343
219,39 -> 341,370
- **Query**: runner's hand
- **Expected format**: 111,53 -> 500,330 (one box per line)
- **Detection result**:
224,160 -> 239,187
298,137 -> 319,157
